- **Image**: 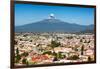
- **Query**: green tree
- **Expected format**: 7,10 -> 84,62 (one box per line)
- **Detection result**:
15,48 -> 21,63
50,40 -> 61,52
21,52 -> 29,57
80,39 -> 83,42
68,55 -> 79,60
88,56 -> 92,62
57,52 -> 66,59
22,58 -> 27,64
15,55 -> 21,63
16,48 -> 19,56
43,51 -> 52,55
81,45 -> 84,55
51,40 -> 61,48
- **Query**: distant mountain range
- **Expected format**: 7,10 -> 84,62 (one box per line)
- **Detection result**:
15,18 -> 94,33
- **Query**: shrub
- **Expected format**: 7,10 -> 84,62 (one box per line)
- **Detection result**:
22,58 -> 27,64
21,52 -> 29,57
43,51 -> 52,55
51,40 -> 61,48
68,55 -> 79,60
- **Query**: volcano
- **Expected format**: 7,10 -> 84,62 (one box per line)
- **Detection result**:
15,14 -> 94,33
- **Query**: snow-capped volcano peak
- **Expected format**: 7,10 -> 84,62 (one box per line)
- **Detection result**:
49,13 -> 55,19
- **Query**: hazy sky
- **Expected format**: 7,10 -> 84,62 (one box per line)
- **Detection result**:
15,3 -> 95,26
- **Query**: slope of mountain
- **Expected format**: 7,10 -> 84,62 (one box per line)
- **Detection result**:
15,18 -> 94,33
79,24 -> 94,33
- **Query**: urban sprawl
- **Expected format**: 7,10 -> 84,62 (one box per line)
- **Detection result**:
14,32 -> 95,66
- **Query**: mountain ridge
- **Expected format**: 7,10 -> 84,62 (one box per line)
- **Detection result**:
15,18 -> 94,33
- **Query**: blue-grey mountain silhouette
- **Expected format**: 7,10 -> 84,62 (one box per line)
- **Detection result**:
15,14 -> 94,33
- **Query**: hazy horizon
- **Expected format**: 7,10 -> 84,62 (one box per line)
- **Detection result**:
15,19 -> 94,27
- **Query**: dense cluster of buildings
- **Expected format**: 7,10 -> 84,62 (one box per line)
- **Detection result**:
14,33 -> 95,66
